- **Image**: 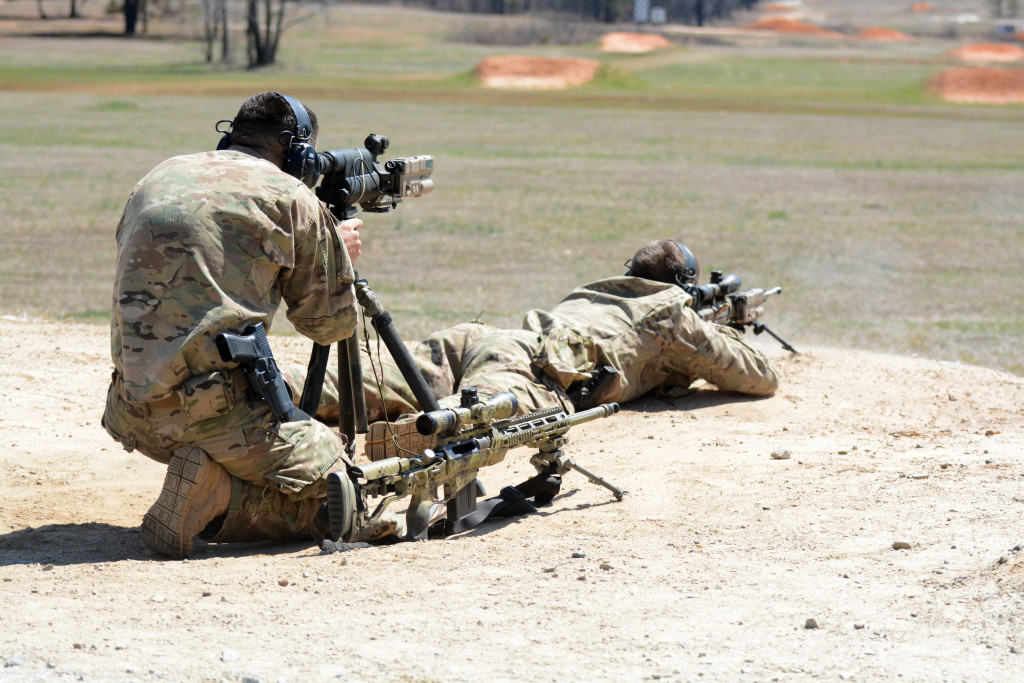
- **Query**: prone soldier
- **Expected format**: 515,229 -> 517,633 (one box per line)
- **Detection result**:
287,239 -> 784,460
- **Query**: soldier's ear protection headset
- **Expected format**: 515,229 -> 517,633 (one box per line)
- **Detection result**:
624,239 -> 699,286
670,240 -> 699,286
215,93 -> 321,187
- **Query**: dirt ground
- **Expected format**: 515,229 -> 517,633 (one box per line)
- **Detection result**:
856,27 -> 914,41
1,316 -> 1023,681
930,67 -> 1024,103
600,32 -> 675,53
475,55 -> 601,90
742,17 -> 845,39
947,43 -> 1024,63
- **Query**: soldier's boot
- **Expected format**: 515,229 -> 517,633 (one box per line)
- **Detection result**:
200,480 -> 322,545
141,446 -> 232,559
365,418 -> 437,462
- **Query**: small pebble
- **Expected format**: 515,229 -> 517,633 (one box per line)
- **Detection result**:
571,552 -> 586,559
804,618 -> 819,629
4,654 -> 27,668
770,449 -> 791,460
278,579 -> 289,587
892,541 -> 912,550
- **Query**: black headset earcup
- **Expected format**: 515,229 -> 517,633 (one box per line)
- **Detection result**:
285,141 -> 320,187
279,94 -> 319,186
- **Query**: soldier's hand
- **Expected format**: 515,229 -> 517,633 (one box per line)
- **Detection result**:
340,218 -> 363,262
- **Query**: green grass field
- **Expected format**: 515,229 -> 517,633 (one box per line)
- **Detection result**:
1,3 -> 1022,374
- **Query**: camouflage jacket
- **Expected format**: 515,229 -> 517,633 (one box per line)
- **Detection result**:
111,150 -> 355,402
523,276 -> 778,402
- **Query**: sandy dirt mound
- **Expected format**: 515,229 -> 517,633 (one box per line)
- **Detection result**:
911,1 -> 933,11
857,27 -> 913,41
2,317 -> 1024,680
930,67 -> 1024,103
744,17 -> 844,39
947,43 -> 1024,63
475,55 -> 600,90
599,32 -> 673,54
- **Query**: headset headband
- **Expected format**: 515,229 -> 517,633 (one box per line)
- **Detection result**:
215,93 -> 314,148
671,240 -> 698,284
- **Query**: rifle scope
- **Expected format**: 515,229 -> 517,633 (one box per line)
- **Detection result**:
315,134 -> 434,217
417,391 -> 519,437
689,271 -> 741,309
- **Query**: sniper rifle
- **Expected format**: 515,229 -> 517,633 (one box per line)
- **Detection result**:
325,390 -> 624,542
683,270 -> 797,354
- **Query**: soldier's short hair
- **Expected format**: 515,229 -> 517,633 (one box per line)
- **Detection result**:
229,91 -> 319,150
627,239 -> 700,285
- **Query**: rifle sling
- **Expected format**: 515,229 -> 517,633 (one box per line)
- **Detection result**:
443,473 -> 563,535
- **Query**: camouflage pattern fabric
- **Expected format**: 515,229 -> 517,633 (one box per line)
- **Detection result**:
110,150 -> 355,403
523,276 -> 778,403
283,322 -> 567,423
103,150 -> 356,541
286,275 -> 777,421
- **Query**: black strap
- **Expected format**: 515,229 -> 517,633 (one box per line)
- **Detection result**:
299,342 -> 330,416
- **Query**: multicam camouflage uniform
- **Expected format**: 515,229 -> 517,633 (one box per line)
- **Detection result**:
289,275 -> 777,423
102,150 -> 356,544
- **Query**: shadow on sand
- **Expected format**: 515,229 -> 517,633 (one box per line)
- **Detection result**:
0,523 -> 318,566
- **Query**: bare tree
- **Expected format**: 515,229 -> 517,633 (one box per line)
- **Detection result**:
244,0 -> 328,68
990,0 -> 1020,17
202,0 -> 231,63
124,0 -> 141,34
36,0 -> 88,19
246,0 -> 286,68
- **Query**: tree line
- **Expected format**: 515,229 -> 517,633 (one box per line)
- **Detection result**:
363,0 -> 761,25
33,0 -> 760,68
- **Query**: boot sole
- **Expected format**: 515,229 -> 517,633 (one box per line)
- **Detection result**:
140,449 -> 204,559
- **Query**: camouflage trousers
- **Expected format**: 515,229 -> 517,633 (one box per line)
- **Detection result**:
102,370 -> 346,541
284,322 -> 569,423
